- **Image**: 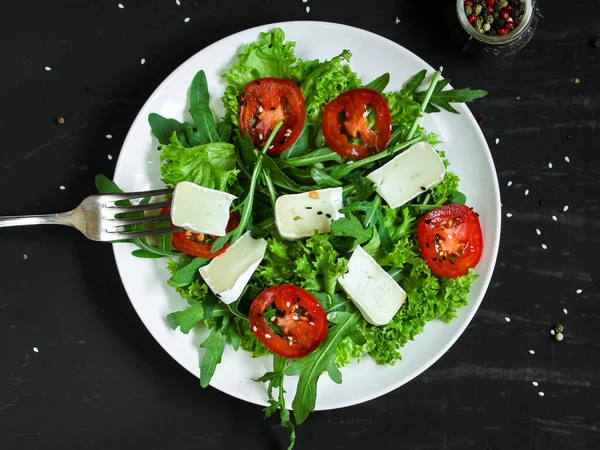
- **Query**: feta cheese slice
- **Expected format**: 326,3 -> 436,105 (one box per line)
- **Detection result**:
338,246 -> 407,326
275,187 -> 344,240
366,142 -> 446,209
170,181 -> 236,236
199,231 -> 267,305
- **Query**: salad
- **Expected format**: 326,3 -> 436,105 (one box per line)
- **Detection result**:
97,28 -> 488,449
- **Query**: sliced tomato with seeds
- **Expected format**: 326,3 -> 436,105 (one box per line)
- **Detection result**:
239,78 -> 306,156
417,204 -> 483,278
161,204 -> 239,258
321,88 -> 392,159
249,285 -> 327,359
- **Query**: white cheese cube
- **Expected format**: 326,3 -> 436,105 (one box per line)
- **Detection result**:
198,231 -> 267,305
366,142 -> 446,209
338,246 -> 407,326
275,187 -> 344,240
170,181 -> 236,236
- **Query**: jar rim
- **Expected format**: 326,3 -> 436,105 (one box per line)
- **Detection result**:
456,0 -> 533,44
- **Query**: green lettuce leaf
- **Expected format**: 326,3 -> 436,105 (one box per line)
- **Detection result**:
159,134 -> 239,190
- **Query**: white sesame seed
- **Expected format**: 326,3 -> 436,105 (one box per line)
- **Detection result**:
252,326 -> 257,332
141,58 -> 146,65
516,96 -> 521,100
363,110 -> 368,118
259,133 -> 263,140
536,228 -> 541,235
105,134 -> 112,139
495,138 -> 500,144
504,317 -> 511,322
292,315 -> 299,321
306,6 -> 310,13
507,181 -> 512,186
184,17 -> 190,22
288,340 -> 293,345
576,289 -> 582,294
271,316 -> 276,322
506,213 -> 512,218
302,0 -> 308,2
264,333 -> 272,339
538,391 -> 545,397
541,244 -> 547,250
59,185 -> 66,190
118,3 -> 124,8
548,162 -> 553,168
439,66 -> 444,72
564,156 -> 570,163
309,321 -> 315,326
176,0 -> 180,4
532,381 -> 538,386
107,154 -> 113,161
555,332 -> 564,341
33,347 -> 39,353
286,301 -> 291,308
23,254 -> 28,260
45,66 -> 52,71
258,106 -> 263,113
552,215 -> 557,221
528,349 -> 535,355
269,145 -> 274,150
563,205 -> 569,212
550,329 -> 555,336
525,189 -> 529,196
286,129 -> 292,134
563,308 -> 568,315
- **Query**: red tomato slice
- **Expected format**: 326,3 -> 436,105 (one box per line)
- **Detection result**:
249,285 -> 328,359
161,204 -> 239,258
321,88 -> 392,159
417,204 -> 483,278
239,78 -> 306,156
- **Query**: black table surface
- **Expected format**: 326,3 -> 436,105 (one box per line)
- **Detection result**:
2,1 -> 599,449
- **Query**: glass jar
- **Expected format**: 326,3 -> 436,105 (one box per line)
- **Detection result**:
446,0 -> 540,57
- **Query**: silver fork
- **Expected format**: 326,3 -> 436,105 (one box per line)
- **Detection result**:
0,188 -> 183,241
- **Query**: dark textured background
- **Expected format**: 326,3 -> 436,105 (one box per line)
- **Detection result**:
1,1 -> 599,449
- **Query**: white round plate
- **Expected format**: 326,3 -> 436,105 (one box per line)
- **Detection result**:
113,21 -> 501,410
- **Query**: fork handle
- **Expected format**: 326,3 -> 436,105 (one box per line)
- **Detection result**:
0,212 -> 74,228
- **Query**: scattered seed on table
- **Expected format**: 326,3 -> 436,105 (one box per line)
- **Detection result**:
564,156 -> 570,162
59,185 -> 66,190
574,78 -> 581,84
552,215 -> 557,221
302,0 -> 308,2
525,189 -> 529,195
555,332 -> 564,342
184,17 -> 190,22
550,329 -> 555,336
141,58 -> 146,65
33,347 -> 39,353
176,0 -> 180,4
576,289 -> 582,294
563,205 -> 569,212
45,66 -> 52,71
590,36 -> 600,48
538,392 -> 545,397
504,317 -> 511,322
395,17 -> 401,24
506,213 -> 512,218
56,117 -> 65,125
536,229 -> 541,235
541,244 -> 547,250
563,308 -> 568,315
306,6 -> 310,12
507,180 -> 512,186
495,138 -> 500,144
108,154 -> 113,161
532,381 -> 538,386
23,254 -> 28,260
118,3 -> 124,8
548,162 -> 553,168
106,134 -> 112,139
528,350 -> 535,355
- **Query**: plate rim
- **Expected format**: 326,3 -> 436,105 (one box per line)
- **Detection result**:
112,20 -> 502,410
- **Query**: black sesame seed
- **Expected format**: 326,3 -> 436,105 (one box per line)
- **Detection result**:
216,293 -> 221,298
435,233 -> 441,240
424,219 -> 432,225
280,138 -> 287,145
425,243 -> 430,248
255,80 -> 261,85
270,106 -> 276,110
157,146 -> 162,150
317,211 -> 323,215
325,213 -> 332,219
305,206 -> 312,209
442,255 -> 447,261
432,257 -> 437,261
240,91 -> 246,98
420,186 -> 426,191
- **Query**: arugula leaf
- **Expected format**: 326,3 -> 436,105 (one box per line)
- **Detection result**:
188,70 -> 222,143
199,315 -> 230,388
363,73 -> 390,93
148,113 -> 190,146
286,311 -> 360,424
450,190 -> 467,204
262,155 -> 308,193
167,302 -> 204,334
159,135 -> 238,191
403,69 -> 427,95
218,120 -> 232,143
330,214 -> 373,248
310,168 -> 343,187
131,249 -> 165,258
280,118 -> 310,159
282,148 -> 342,168
414,81 -> 488,114
167,257 -> 210,288
255,355 -> 296,450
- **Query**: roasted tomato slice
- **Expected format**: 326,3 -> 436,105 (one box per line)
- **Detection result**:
161,204 -> 239,258
321,88 -> 392,159
239,78 -> 306,156
249,285 -> 328,359
417,204 -> 483,278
